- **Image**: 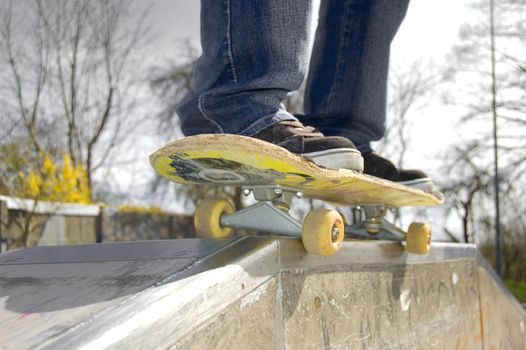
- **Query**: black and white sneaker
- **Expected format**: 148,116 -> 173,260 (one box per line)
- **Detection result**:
252,120 -> 363,171
362,152 -> 435,192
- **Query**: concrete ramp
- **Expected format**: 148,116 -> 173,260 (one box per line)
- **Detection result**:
0,238 -> 524,349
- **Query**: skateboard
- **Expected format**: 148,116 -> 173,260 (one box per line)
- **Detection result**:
150,134 -> 444,256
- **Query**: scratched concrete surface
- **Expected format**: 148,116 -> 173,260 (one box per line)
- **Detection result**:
0,237 -> 524,349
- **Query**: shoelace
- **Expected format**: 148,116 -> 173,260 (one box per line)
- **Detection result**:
279,121 -> 324,138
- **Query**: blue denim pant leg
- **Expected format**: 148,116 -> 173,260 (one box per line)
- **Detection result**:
301,0 -> 410,153
177,1 -> 312,136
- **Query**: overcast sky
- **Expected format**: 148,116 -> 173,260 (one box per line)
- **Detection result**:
147,0 -> 467,63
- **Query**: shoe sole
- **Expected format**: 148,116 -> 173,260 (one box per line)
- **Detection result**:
304,149 -> 435,193
399,178 -> 435,193
302,148 -> 364,172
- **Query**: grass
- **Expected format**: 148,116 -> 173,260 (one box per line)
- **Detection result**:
505,280 -> 526,304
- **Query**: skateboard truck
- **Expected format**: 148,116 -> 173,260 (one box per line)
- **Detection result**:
221,185 -> 303,237
195,185 -> 345,256
347,205 -> 406,241
196,186 -> 431,255
346,205 -> 433,255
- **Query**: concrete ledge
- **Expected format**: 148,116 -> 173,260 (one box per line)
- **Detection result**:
0,237 -> 524,349
279,239 -> 479,269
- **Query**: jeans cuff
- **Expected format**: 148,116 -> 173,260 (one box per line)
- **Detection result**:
239,110 -> 297,136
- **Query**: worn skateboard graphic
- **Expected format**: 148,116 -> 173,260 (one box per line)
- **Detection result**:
150,134 -> 443,256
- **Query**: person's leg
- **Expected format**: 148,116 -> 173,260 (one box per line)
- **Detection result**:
301,0 -> 435,191
177,1 -> 311,136
176,0 -> 363,171
301,0 -> 409,153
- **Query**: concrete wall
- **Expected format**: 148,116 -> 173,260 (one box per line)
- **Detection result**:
0,197 -> 195,250
0,197 -> 101,250
177,259 -> 486,349
6,210 -> 99,248
477,263 -> 526,349
144,240 -> 526,350
101,211 -> 195,242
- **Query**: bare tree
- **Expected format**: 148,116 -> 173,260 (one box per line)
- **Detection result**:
444,0 -> 526,177
0,142 -> 51,249
0,0 -> 151,199
439,0 -> 526,276
376,61 -> 440,168
439,142 -> 493,243
150,40 -> 199,140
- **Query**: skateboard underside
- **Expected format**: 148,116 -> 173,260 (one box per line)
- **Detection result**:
150,135 -> 442,256
150,134 -> 443,208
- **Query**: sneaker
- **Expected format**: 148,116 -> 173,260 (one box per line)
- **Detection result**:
253,120 -> 363,171
362,152 -> 435,192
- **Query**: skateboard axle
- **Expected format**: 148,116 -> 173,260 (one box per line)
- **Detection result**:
346,205 -> 406,241
331,226 -> 340,243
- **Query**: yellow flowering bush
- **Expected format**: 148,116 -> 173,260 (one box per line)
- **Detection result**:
21,153 -> 91,204
116,205 -> 163,214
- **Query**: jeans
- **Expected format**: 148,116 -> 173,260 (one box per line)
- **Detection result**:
176,0 -> 410,153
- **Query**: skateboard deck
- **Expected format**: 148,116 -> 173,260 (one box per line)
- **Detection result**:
150,134 -> 443,256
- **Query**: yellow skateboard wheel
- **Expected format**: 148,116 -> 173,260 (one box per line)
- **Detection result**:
406,222 -> 432,254
302,209 -> 344,256
194,199 -> 235,238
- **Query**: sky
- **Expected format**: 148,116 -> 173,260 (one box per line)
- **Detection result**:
393,0 -> 467,63
389,0 -> 469,167
147,0 -> 468,60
